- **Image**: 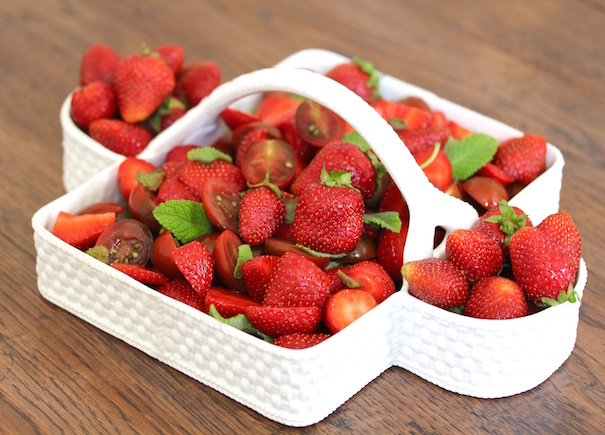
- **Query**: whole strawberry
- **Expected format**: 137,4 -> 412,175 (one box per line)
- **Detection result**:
293,167 -> 365,254
401,258 -> 468,310
376,223 -> 409,285
112,53 -> 176,123
238,177 -> 286,246
325,57 -> 380,102
175,61 -> 221,107
290,141 -> 376,200
465,276 -> 528,319
89,119 -> 152,156
509,226 -> 575,304
445,229 -> 503,286
79,43 -> 121,86
536,211 -> 582,278
177,148 -> 246,196
70,81 -> 117,130
152,44 -> 185,77
493,134 -> 547,184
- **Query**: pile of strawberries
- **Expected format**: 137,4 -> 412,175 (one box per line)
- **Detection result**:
52,55 -> 582,349
70,43 -> 221,156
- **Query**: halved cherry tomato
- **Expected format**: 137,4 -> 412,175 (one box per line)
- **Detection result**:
263,238 -> 330,269
241,139 -> 297,189
461,176 -> 509,211
338,234 -> 377,264
95,219 -> 153,265
213,230 -> 247,293
128,183 -> 161,235
295,100 -> 346,148
150,230 -> 182,279
231,121 -> 281,149
398,96 -> 433,114
201,178 -> 241,235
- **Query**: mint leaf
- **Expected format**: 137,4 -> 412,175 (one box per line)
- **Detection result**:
135,168 -> 165,192
363,211 -> 402,233
86,245 -> 109,264
188,147 -> 233,164
444,133 -> 498,181
152,200 -> 213,243
233,244 -> 253,279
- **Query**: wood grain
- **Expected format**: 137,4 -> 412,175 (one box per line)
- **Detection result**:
2,0 -> 604,433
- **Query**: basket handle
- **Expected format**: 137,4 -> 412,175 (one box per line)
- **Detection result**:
147,68 -> 478,263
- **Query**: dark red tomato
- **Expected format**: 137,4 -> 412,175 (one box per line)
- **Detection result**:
295,100 -> 346,148
95,219 -> 153,265
338,234 -> 377,264
398,96 -> 433,114
150,230 -> 182,279
78,202 -> 126,217
213,230 -> 247,293
231,121 -> 281,149
263,238 -> 330,269
128,183 -> 162,235
461,176 -> 509,211
241,139 -> 297,189
201,178 -> 241,235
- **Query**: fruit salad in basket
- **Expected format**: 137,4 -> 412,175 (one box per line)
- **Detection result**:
51,55 -> 582,350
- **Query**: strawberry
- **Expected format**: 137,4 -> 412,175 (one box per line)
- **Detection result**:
376,221 -> 409,285
70,81 -> 117,129
447,120 -> 473,140
241,255 -> 280,302
111,263 -> 168,286
53,211 -> 116,250
401,258 -> 469,309
235,128 -> 268,168
324,267 -> 349,296
430,110 -> 447,127
445,229 -> 503,286
220,107 -> 261,131
262,252 -> 331,308
472,201 -> 532,258
112,54 -> 176,124
156,177 -> 199,203
159,107 -> 187,131
378,182 -> 410,223
293,168 -> 365,254
509,226 -> 575,303
89,119 -> 152,157
272,332 -> 331,349
338,261 -> 396,303
323,289 -> 378,334
203,287 -> 261,317
165,144 -> 201,164
172,240 -> 214,300
279,118 -> 317,165
397,125 -> 452,155
156,279 -> 204,311
256,93 -> 302,126
152,44 -> 185,77
536,211 -> 582,277
79,43 -> 121,86
493,134 -> 547,184
175,61 -> 221,107
244,305 -> 323,337
475,162 -> 515,186
117,157 -> 157,201
465,276 -> 528,319
370,99 -> 432,130
325,57 -> 380,102
290,141 -> 375,200
177,159 -> 246,197
413,146 -> 453,192
238,179 -> 286,246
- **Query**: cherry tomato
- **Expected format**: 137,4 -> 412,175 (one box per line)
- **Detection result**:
201,178 -> 241,235
398,96 -> 432,114
295,100 -> 346,148
197,232 -> 221,255
95,219 -> 153,265
241,139 -> 297,189
338,234 -> 377,264
150,230 -> 182,279
128,183 -> 161,235
263,238 -> 330,269
461,176 -> 509,211
213,230 -> 246,293
231,121 -> 281,149
78,202 -> 126,216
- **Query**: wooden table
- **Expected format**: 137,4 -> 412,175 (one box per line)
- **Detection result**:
3,0 -> 604,433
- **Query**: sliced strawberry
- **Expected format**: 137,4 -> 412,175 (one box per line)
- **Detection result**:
172,240 -> 214,300
476,162 -> 516,186
117,157 -> 157,201
241,255 -> 280,302
430,110 -> 447,127
339,261 -> 396,304
244,305 -> 323,337
397,125 -> 452,155
323,289 -> 378,334
220,107 -> 261,131
53,211 -> 116,250
111,263 -> 168,286
371,99 -> 432,130
256,94 -> 303,127
156,279 -> 204,311
447,120 -> 473,139
204,287 -> 261,317
272,332 -> 331,349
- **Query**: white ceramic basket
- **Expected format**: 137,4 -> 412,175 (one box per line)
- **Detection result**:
36,49 -> 586,427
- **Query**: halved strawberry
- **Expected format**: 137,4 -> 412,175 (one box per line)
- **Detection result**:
256,94 -> 303,127
476,162 -> 515,186
447,120 -> 473,140
220,107 -> 261,131
240,255 -> 280,302
117,157 -> 157,201
156,279 -> 204,311
204,287 -> 261,317
338,261 -> 396,304
244,305 -> 322,337
397,125 -> 452,155
53,211 -> 116,250
272,332 -> 331,349
172,240 -> 214,300
323,289 -> 378,334
371,99 -> 432,130
111,263 -> 168,286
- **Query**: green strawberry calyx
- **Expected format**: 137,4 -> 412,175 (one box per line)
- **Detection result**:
540,282 -> 581,307
246,167 -> 284,200
207,305 -> 273,342
484,199 -> 528,246
352,56 -> 381,99
320,166 -> 359,192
